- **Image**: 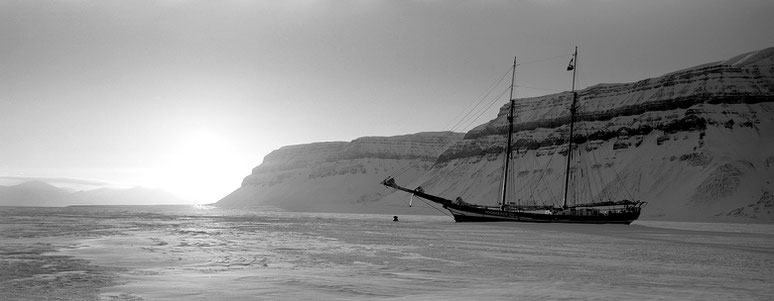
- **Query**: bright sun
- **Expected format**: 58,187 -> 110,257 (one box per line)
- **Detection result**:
149,130 -> 250,204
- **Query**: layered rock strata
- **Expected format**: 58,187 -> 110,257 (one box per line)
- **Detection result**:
218,47 -> 774,222
416,47 -> 774,222
217,132 -> 464,213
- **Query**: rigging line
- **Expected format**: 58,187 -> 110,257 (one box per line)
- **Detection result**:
593,139 -> 612,201
388,67 -> 511,179
575,120 -> 594,202
543,159 -> 564,204
388,157 -> 423,178
511,148 -> 529,199
593,132 -> 634,202
396,193 -> 412,207
524,150 -> 552,203
517,53 -> 571,66
541,156 -> 557,204
604,144 -> 620,201
390,88 -> 503,179
536,185 -> 551,207
388,106 -> 482,178
391,63 -> 529,180
546,178 -> 558,207
568,149 -> 575,205
498,150 -> 507,205
453,62 -> 516,134
507,149 -> 519,205
445,65 -> 513,133
449,79 -> 510,133
587,143 -> 605,201
598,137 -> 635,202
398,70 -> 510,178
388,135 -> 460,178
516,84 -> 564,93
582,144 -> 596,202
521,158 -> 539,202
595,144 -> 614,201
527,149 -> 557,205
458,87 -> 511,132
468,87 -> 510,129
382,186 -> 452,218
501,122 -> 521,206
609,153 -> 636,201
416,196 -> 454,218
573,150 -> 581,205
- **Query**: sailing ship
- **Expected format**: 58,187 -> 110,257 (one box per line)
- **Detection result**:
382,47 -> 646,224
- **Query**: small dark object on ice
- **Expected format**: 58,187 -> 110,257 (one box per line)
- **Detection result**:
393,216 -> 399,222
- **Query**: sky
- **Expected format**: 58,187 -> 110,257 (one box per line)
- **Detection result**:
1,0 -> 772,204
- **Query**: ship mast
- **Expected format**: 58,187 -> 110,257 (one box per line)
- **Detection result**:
500,57 -> 517,210
562,47 -> 578,209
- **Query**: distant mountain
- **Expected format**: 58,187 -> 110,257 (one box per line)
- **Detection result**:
0,181 -> 71,207
218,47 -> 774,223
0,182 -> 189,206
67,187 -> 189,206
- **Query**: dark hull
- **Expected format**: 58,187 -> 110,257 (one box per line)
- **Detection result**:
380,177 -> 644,224
444,203 -> 640,224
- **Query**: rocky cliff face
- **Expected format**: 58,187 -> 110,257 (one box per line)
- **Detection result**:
218,47 -> 774,222
414,47 -> 774,222
216,132 -> 464,213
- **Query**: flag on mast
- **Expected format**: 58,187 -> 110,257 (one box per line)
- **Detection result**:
566,57 -> 575,71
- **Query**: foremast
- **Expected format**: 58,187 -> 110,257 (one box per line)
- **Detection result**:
499,57 -> 518,210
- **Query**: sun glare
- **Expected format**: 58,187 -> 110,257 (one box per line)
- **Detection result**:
150,130 -> 250,204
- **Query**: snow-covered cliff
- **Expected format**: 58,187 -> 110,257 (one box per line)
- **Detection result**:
218,47 -> 774,222
415,47 -> 774,222
216,132 -> 464,213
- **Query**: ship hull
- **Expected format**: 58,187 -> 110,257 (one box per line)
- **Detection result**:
444,203 -> 640,224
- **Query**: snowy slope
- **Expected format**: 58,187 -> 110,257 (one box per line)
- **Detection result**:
219,47 -> 774,222
216,132 -> 464,214
405,47 -> 774,222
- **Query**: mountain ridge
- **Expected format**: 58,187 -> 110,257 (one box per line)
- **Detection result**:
0,182 -> 189,206
218,47 -> 774,223
217,132 -> 464,213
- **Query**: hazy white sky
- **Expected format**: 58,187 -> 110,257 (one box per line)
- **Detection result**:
2,0 -> 772,203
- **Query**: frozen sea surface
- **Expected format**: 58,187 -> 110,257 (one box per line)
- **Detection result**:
1,205 -> 772,300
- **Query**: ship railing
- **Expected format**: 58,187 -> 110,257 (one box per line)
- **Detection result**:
570,200 -> 646,208
503,205 -> 556,212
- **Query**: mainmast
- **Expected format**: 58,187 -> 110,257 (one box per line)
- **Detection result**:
562,47 -> 578,209
500,57 -> 517,210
